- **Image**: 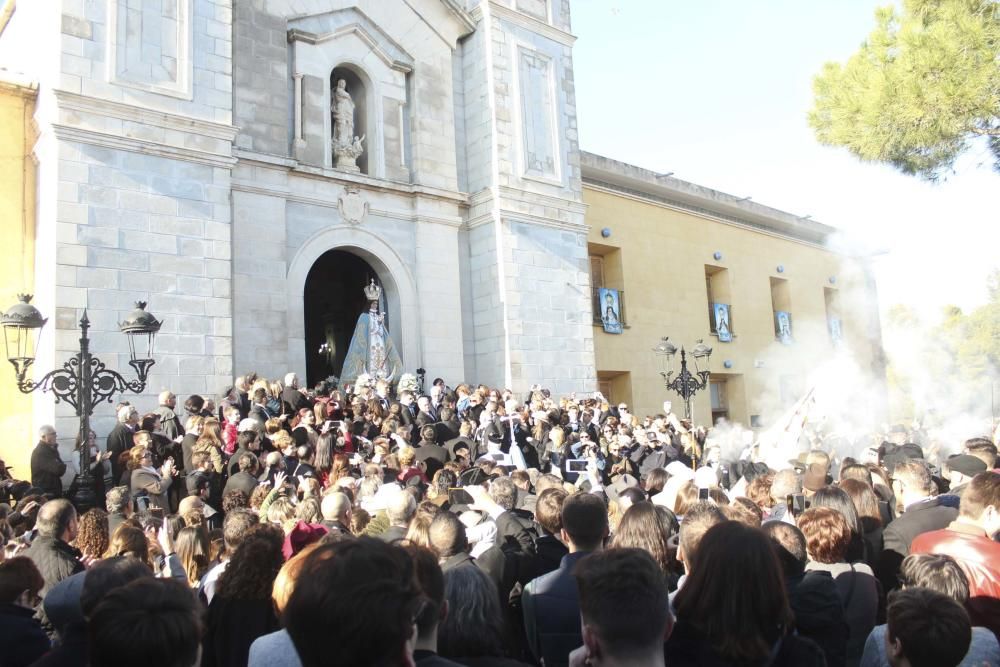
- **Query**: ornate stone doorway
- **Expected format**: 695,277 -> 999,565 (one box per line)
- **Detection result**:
286,226 -> 421,389
303,250 -> 382,387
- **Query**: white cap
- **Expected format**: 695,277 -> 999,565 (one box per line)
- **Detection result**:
237,418 -> 259,433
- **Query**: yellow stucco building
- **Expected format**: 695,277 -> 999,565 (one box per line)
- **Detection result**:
0,66 -> 37,478
582,152 -> 885,424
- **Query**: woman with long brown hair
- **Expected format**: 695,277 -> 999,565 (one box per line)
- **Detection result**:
609,501 -> 675,575
174,525 -> 210,588
665,521 -> 826,666
839,477 -> 884,560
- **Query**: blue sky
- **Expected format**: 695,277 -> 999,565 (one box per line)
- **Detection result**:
571,0 -> 997,317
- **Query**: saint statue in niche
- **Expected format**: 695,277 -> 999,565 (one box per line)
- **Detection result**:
340,280 -> 402,386
331,78 -> 364,172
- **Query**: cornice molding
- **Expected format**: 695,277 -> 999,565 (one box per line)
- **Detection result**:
51,123 -> 237,168
54,89 -> 238,141
231,179 -> 463,227
288,25 -> 413,73
498,184 -> 588,215
234,148 -> 470,206
471,1 -> 576,46
583,181 -> 829,251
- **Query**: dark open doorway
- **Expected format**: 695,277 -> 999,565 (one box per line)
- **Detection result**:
303,250 -> 380,387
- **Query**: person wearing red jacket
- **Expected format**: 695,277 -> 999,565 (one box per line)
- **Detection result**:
911,470 -> 1000,639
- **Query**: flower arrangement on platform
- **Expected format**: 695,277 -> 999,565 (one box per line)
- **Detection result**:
397,372 -> 418,394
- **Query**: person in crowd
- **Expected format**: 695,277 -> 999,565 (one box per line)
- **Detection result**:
31,425 -> 66,498
130,448 -> 175,510
153,391 -> 185,442
379,488 -> 417,543
878,458 -> 958,593
910,470 -> 1000,637
811,485 -> 869,563
840,478 -> 885,566
24,499 -> 83,632
673,501 -> 727,603
522,492 -> 608,667
200,509 -> 260,605
248,543 -> 323,667
32,554 -> 153,667
283,538 -> 423,667
202,524 -> 284,667
860,553 -> 1000,667
0,556 -> 49,666
665,521 -> 827,666
71,429 -> 112,507
439,560 -> 531,666
609,500 -> 675,575
881,588 -> 971,667
765,520 -> 848,667
798,506 -> 879,667
107,405 -> 138,482
319,491 -> 353,536
429,510 -> 475,570
766,468 -> 802,525
88,578 -> 202,667
174,524 -> 210,588
74,508 -> 109,562
224,452 -> 261,498
569,548 -> 673,667
104,485 -> 131,535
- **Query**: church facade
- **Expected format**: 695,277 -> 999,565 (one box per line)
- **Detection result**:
1,0 -> 596,439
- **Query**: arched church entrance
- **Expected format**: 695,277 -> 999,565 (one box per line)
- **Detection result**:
303,249 -> 382,387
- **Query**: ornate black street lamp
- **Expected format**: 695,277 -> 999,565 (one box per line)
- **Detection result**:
1,295 -> 162,510
653,337 -> 713,421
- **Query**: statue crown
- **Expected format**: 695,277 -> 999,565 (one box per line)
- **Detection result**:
363,279 -> 381,301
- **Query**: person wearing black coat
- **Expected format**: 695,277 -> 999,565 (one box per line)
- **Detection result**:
876,460 -> 958,593
106,406 -> 137,482
0,557 -> 50,667
31,427 -> 66,498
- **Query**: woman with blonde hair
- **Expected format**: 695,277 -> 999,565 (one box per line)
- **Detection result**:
194,417 -> 224,474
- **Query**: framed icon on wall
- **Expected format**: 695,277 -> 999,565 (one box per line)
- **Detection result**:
713,303 -> 732,342
599,288 -> 623,334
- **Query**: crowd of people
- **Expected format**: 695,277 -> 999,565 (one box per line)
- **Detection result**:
1,370 -> 999,667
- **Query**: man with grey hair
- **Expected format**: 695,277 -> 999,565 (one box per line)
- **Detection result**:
379,489 -> 416,543
281,372 -> 311,416
31,425 -> 66,497
105,485 -> 131,535
24,499 -> 83,633
320,492 -> 353,536
152,390 -> 184,441
107,404 -> 138,482
765,468 -> 803,526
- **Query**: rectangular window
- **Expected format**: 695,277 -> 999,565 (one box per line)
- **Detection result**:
590,249 -> 626,327
705,266 -> 732,339
825,287 -> 842,344
770,277 -> 792,342
710,379 -> 729,424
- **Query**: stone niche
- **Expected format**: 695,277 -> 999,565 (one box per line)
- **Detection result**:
288,8 -> 413,182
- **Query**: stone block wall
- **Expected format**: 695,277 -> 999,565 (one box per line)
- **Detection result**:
60,0 -> 233,124
53,142 -> 234,438
233,0 -> 289,156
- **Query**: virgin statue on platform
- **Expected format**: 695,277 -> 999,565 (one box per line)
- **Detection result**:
340,279 -> 402,387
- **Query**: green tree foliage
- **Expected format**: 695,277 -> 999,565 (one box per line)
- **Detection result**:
809,0 -> 1000,181
884,270 -> 1000,421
